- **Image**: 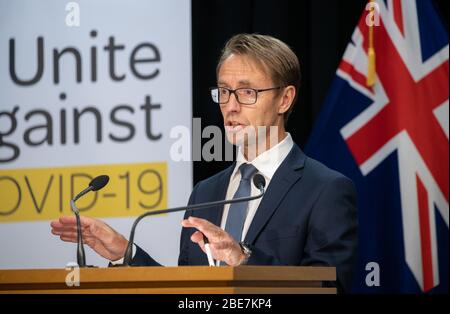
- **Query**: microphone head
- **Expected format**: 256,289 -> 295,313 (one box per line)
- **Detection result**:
252,173 -> 266,191
89,175 -> 110,191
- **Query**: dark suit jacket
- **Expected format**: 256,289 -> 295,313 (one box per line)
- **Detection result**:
132,144 -> 358,293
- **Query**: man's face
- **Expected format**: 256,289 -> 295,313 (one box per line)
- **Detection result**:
217,54 -> 285,148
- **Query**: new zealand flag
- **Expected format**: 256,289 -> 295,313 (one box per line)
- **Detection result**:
305,0 -> 448,293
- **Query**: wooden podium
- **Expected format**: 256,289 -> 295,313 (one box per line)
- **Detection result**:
0,266 -> 336,294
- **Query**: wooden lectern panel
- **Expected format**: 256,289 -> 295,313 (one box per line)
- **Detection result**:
0,266 -> 336,294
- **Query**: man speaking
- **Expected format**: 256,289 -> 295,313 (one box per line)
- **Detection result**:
51,34 -> 358,293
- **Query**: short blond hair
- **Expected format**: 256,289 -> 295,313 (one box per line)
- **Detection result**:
217,34 -> 301,123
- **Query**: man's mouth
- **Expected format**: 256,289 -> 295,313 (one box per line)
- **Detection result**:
225,121 -> 246,132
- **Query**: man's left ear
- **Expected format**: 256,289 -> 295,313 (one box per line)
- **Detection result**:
278,86 -> 296,115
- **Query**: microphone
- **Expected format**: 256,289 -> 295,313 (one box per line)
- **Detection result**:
70,175 -> 110,267
121,173 -> 266,266
252,173 -> 266,191
71,175 -> 110,204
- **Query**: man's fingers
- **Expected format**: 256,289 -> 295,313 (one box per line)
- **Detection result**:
59,235 -> 77,243
181,219 -> 196,228
53,225 -> 89,232
54,229 -> 95,240
59,235 -> 94,243
52,216 -> 87,231
190,231 -> 204,243
182,217 -> 223,240
51,226 -> 89,235
50,220 -> 63,228
58,215 -> 95,228
58,216 -> 77,225
182,217 -> 241,265
190,231 -> 206,253
51,216 -> 96,236
51,219 -> 74,230
185,216 -> 214,228
51,229 -> 62,236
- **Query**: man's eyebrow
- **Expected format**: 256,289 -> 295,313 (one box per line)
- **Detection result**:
217,80 -> 252,86
237,80 -> 252,86
217,80 -> 227,86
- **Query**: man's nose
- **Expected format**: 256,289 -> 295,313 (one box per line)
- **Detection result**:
225,93 -> 240,112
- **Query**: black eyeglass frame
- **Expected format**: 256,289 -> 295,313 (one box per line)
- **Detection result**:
210,86 -> 283,105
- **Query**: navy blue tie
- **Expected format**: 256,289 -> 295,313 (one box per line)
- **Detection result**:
224,163 -> 258,243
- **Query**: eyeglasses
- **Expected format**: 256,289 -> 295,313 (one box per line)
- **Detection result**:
210,86 -> 282,105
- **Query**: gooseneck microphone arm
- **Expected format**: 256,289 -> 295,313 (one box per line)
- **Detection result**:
70,175 -> 110,268
122,174 -> 266,266
70,198 -> 88,267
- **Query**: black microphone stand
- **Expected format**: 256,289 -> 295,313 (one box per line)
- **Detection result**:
71,193 -> 100,268
70,197 -> 88,268
69,175 -> 109,268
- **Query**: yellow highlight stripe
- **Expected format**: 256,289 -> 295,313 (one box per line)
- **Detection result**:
0,162 -> 167,223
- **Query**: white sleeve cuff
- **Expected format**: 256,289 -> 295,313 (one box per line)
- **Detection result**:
110,243 -> 137,265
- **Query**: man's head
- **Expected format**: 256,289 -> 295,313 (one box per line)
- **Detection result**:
214,34 -> 300,152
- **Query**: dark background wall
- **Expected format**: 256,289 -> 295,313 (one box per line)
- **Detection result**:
192,0 -> 449,184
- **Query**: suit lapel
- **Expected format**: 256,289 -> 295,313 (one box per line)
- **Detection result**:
244,145 -> 306,244
203,163 -> 236,226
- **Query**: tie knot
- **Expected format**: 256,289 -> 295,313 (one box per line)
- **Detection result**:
239,163 -> 257,181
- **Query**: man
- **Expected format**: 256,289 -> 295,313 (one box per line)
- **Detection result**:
51,34 -> 358,293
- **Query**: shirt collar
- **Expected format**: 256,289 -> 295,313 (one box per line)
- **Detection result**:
232,132 -> 294,181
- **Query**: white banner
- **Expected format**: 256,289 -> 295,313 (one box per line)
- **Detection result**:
0,0 -> 192,268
